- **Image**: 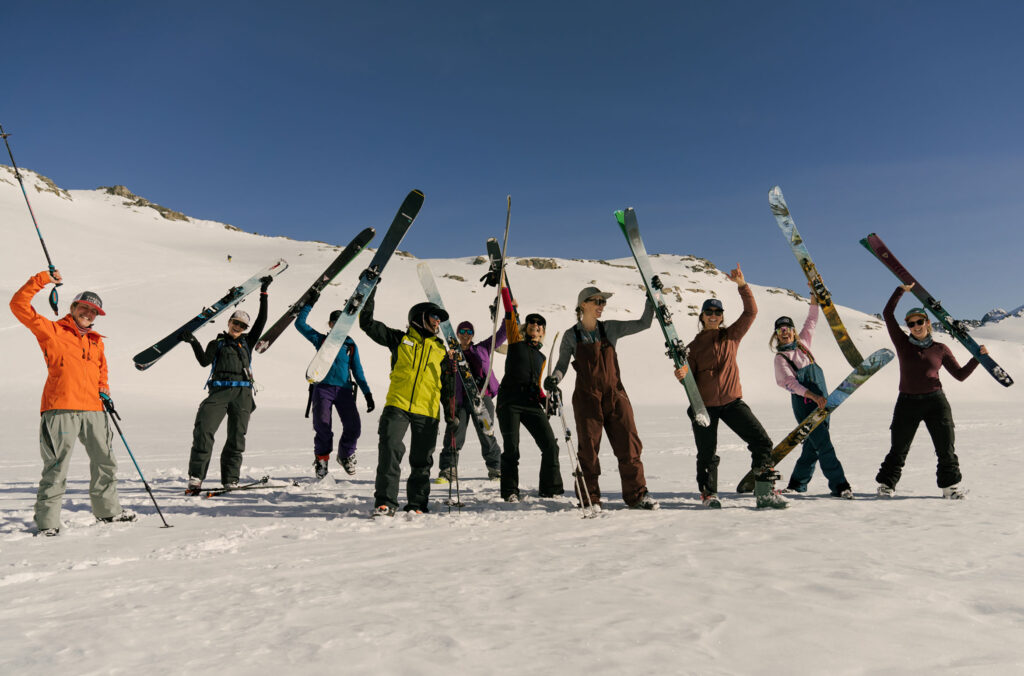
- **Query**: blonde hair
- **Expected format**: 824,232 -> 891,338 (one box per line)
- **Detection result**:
769,331 -> 809,354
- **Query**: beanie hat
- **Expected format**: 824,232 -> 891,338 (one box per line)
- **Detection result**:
457,320 -> 474,333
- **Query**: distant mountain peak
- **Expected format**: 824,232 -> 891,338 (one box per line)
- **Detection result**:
99,184 -> 189,222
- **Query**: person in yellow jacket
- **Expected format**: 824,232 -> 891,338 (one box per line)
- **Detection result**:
9,270 -> 136,536
359,286 -> 455,516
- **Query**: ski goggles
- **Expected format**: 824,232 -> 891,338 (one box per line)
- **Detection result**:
457,328 -> 474,335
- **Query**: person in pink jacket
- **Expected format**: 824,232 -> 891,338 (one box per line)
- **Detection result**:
771,291 -> 853,499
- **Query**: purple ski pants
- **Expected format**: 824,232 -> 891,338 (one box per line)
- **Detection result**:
312,385 -> 361,459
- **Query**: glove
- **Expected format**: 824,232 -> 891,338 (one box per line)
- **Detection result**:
366,393 -> 376,413
260,275 -> 273,292
179,330 -> 197,343
306,289 -> 320,306
543,375 -> 559,392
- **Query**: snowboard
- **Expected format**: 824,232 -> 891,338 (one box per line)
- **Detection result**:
615,208 -> 710,427
255,227 -> 375,353
417,262 -> 498,439
736,348 -> 895,493
769,186 -> 864,368
133,258 -> 289,371
861,233 -> 1013,387
306,190 -> 424,383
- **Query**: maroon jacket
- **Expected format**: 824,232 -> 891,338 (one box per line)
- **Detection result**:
884,287 -> 978,394
686,284 -> 756,407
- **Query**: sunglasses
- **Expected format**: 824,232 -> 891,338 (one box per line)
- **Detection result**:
457,328 -> 474,335
586,297 -> 608,306
526,318 -> 546,327
907,318 -> 928,328
230,320 -> 249,329
703,309 -> 724,316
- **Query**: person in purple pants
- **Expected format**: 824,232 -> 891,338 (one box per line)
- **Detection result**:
435,320 -> 506,483
296,300 -> 374,479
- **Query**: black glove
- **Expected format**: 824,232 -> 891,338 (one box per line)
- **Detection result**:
543,375 -> 559,392
366,393 -> 376,413
260,275 -> 273,292
306,289 -> 320,306
179,330 -> 197,344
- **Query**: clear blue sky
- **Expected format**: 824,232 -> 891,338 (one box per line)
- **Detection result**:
4,1 -> 1023,317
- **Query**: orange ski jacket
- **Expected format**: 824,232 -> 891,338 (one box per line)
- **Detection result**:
9,271 -> 109,413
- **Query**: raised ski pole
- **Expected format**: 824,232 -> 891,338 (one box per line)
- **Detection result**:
1,124 -> 61,315
100,393 -> 172,528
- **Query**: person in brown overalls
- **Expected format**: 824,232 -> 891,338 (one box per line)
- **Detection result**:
546,286 -> 658,510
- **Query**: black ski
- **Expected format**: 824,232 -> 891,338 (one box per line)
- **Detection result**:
255,227 -> 375,353
133,259 -> 289,371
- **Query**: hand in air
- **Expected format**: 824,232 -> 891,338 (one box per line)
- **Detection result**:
727,264 -> 746,287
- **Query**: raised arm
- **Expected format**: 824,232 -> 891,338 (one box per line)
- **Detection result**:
294,304 -> 325,348
603,295 -> 655,341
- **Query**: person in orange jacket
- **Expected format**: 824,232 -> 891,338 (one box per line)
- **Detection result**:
9,269 -> 136,536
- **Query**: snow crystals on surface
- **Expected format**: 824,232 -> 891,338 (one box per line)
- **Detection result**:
2,173 -> 1023,674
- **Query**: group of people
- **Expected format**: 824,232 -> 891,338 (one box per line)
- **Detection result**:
11,259 -> 988,533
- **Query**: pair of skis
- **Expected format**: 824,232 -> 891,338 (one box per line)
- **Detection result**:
132,191 -> 423,376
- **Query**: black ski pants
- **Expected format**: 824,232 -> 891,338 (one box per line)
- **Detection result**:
876,391 -> 960,489
189,386 -> 254,485
497,402 -> 563,500
688,398 -> 773,496
375,405 -> 439,512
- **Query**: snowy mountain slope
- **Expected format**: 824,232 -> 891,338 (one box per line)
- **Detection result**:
2,170 -> 1023,675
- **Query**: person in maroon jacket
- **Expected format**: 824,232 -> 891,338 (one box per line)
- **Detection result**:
675,264 -> 784,509
875,284 -> 986,500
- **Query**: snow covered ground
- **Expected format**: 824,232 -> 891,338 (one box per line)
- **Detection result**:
2,170 -> 1023,674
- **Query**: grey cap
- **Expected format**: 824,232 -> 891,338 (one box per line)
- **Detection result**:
577,286 -> 614,308
229,310 -> 251,327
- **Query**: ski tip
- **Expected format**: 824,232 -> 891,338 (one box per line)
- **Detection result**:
614,210 -> 626,226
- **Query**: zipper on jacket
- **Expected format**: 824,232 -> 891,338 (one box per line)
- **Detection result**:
406,339 -> 426,410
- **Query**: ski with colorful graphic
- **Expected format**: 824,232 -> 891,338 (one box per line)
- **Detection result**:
417,262 -> 498,439
861,233 -> 1012,387
736,348 -> 895,493
615,208 -> 710,427
306,190 -> 424,383
255,227 -> 375,353
133,258 -> 289,371
769,186 -> 863,368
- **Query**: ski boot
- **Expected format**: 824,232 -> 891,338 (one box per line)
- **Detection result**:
434,468 -> 456,485
942,485 -> 967,500
628,492 -> 660,510
313,456 -> 330,480
701,493 -> 722,509
754,468 -> 788,509
184,477 -> 203,496
487,467 -> 501,481
97,509 -> 137,523
372,505 -> 396,518
339,454 -> 357,476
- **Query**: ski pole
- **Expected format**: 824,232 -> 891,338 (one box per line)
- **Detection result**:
100,393 -> 172,528
0,124 -> 61,315
549,389 -> 596,518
